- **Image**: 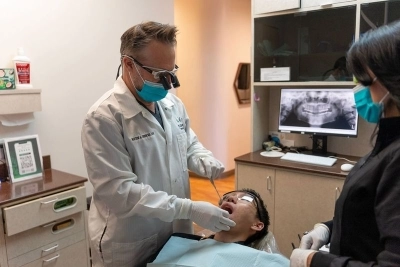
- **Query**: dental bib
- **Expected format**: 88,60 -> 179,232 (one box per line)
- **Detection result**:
148,235 -> 289,267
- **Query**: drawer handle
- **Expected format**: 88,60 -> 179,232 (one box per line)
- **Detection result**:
43,244 -> 58,252
53,196 -> 77,211
42,221 -> 57,228
41,198 -> 59,205
43,254 -> 60,262
335,187 -> 341,200
320,3 -> 332,8
266,176 -> 272,191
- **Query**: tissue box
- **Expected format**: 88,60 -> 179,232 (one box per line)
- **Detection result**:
0,68 -> 16,89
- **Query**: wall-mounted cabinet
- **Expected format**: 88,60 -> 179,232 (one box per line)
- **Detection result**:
254,0 -> 300,15
253,0 -> 400,86
253,0 -> 355,15
0,89 -> 42,115
254,5 -> 356,83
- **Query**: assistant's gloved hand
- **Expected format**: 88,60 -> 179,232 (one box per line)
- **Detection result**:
299,223 -> 330,250
175,199 -> 235,232
290,248 -> 316,267
199,157 -> 225,180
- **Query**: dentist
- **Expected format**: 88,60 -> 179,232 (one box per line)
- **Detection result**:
81,21 -> 235,267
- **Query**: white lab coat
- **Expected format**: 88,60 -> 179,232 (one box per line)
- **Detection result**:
82,78 -> 215,267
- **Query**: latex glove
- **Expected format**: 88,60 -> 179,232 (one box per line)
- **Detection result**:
176,199 -> 236,232
299,223 -> 330,250
199,157 -> 225,180
290,248 -> 316,267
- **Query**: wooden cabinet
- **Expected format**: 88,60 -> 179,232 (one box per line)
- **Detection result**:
0,169 -> 90,267
274,169 -> 343,257
235,152 -> 349,258
236,163 -> 275,232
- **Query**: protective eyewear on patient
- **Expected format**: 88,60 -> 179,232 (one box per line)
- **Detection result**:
222,190 -> 262,219
222,191 -> 257,206
123,55 -> 180,89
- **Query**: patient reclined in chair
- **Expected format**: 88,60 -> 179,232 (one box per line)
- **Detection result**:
148,189 -> 288,266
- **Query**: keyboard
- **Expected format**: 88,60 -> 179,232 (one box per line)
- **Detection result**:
280,152 -> 337,167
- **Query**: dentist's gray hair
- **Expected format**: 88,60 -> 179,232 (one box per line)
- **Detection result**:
120,21 -> 178,58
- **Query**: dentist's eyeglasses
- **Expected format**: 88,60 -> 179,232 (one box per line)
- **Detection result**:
122,55 -> 180,90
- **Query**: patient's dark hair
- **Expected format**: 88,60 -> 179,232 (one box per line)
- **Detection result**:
238,188 -> 270,245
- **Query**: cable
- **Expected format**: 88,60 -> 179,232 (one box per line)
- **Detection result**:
328,156 -> 357,164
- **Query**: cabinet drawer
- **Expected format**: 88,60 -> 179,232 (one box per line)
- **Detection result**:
17,240 -> 88,267
8,231 -> 86,267
3,186 -> 86,236
6,212 -> 85,260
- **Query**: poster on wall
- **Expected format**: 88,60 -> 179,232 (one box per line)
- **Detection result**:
3,134 -> 43,183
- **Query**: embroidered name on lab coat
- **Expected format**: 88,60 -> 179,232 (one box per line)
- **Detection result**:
176,117 -> 184,130
131,132 -> 155,141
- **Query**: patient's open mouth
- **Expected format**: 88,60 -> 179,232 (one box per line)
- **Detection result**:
221,204 -> 233,214
225,207 -> 232,214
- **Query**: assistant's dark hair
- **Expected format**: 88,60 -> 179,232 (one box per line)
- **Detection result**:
238,188 -> 270,245
347,20 -> 400,108
120,21 -> 178,58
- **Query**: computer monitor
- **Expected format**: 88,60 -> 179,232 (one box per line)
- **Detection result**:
278,88 -> 358,156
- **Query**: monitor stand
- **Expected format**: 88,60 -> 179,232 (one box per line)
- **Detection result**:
305,135 -> 336,157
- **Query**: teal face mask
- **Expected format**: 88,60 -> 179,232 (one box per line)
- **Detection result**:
353,85 -> 389,123
136,80 -> 167,102
127,63 -> 168,103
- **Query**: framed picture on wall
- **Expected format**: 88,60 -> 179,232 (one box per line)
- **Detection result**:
3,135 -> 43,183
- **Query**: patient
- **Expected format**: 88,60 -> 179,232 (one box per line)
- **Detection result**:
206,188 -> 271,247
172,188 -> 271,247
148,188 -> 288,266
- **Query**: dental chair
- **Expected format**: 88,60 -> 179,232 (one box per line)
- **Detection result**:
251,231 -> 281,254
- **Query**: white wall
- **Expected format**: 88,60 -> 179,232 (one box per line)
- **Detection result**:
174,0 -> 252,171
0,0 -> 174,196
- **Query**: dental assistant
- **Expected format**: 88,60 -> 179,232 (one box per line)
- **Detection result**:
81,21 -> 235,267
290,21 -> 400,267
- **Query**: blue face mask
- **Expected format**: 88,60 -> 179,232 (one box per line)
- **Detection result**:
127,62 -> 168,102
353,85 -> 389,123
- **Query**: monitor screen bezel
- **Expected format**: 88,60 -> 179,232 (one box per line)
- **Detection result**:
278,87 -> 359,138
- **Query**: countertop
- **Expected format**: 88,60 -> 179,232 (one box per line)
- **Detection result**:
235,150 -> 361,178
0,169 -> 87,206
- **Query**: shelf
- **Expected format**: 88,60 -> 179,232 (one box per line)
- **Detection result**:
0,89 -> 42,115
253,81 -> 355,87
